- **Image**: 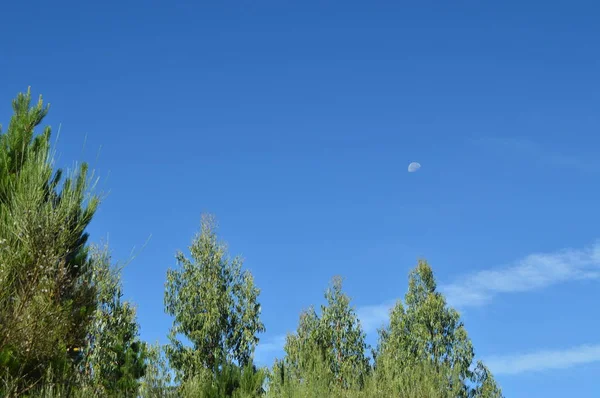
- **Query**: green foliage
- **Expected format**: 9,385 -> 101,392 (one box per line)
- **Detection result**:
79,246 -> 147,396
180,360 -> 266,398
471,361 -> 503,398
374,259 -> 503,398
274,276 -> 369,393
320,276 -> 370,389
270,263 -> 503,398
139,342 -> 176,398
278,306 -> 329,386
0,90 -> 503,397
164,215 -> 266,382
267,360 -> 464,398
0,88 -> 99,393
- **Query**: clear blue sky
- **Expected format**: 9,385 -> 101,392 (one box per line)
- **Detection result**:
2,1 -> 600,396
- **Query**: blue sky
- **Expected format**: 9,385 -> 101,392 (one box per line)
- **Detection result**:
2,0 -> 600,396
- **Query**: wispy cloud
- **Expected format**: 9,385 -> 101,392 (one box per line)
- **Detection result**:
355,241 -> 600,331
356,300 -> 396,334
441,241 -> 600,308
255,334 -> 287,365
486,344 -> 600,375
474,136 -> 596,173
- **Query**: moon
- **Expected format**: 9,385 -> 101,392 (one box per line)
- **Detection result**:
408,162 -> 421,172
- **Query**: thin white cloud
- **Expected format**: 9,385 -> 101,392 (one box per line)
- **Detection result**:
355,241 -> 600,331
474,136 -> 597,173
356,300 -> 396,334
255,334 -> 286,365
486,344 -> 600,375
441,241 -> 600,308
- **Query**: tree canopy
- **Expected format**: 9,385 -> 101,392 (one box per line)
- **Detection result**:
0,89 -> 503,397
0,90 -> 145,397
0,89 -> 100,392
164,215 -> 266,383
375,260 -> 502,398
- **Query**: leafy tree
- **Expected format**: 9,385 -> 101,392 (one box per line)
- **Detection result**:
0,89 -> 99,392
320,276 -> 370,389
139,342 -> 176,398
471,361 -> 503,398
375,259 -> 502,397
274,306 -> 331,391
80,246 -> 146,396
275,276 -> 369,392
164,215 -> 265,383
181,359 -> 266,398
0,89 -> 505,398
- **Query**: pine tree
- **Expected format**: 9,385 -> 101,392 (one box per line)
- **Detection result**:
0,89 -> 99,392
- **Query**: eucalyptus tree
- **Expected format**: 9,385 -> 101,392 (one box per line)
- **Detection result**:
80,247 -> 147,396
164,215 -> 265,383
274,276 -> 369,393
375,260 -> 503,398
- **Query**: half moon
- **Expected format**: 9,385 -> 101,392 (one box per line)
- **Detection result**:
408,162 -> 421,172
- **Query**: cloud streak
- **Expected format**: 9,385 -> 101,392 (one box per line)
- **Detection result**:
441,241 -> 600,308
486,344 -> 600,375
474,136 -> 597,173
355,241 -> 600,332
255,334 -> 286,365
260,243 -> 600,370
356,300 -> 396,334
